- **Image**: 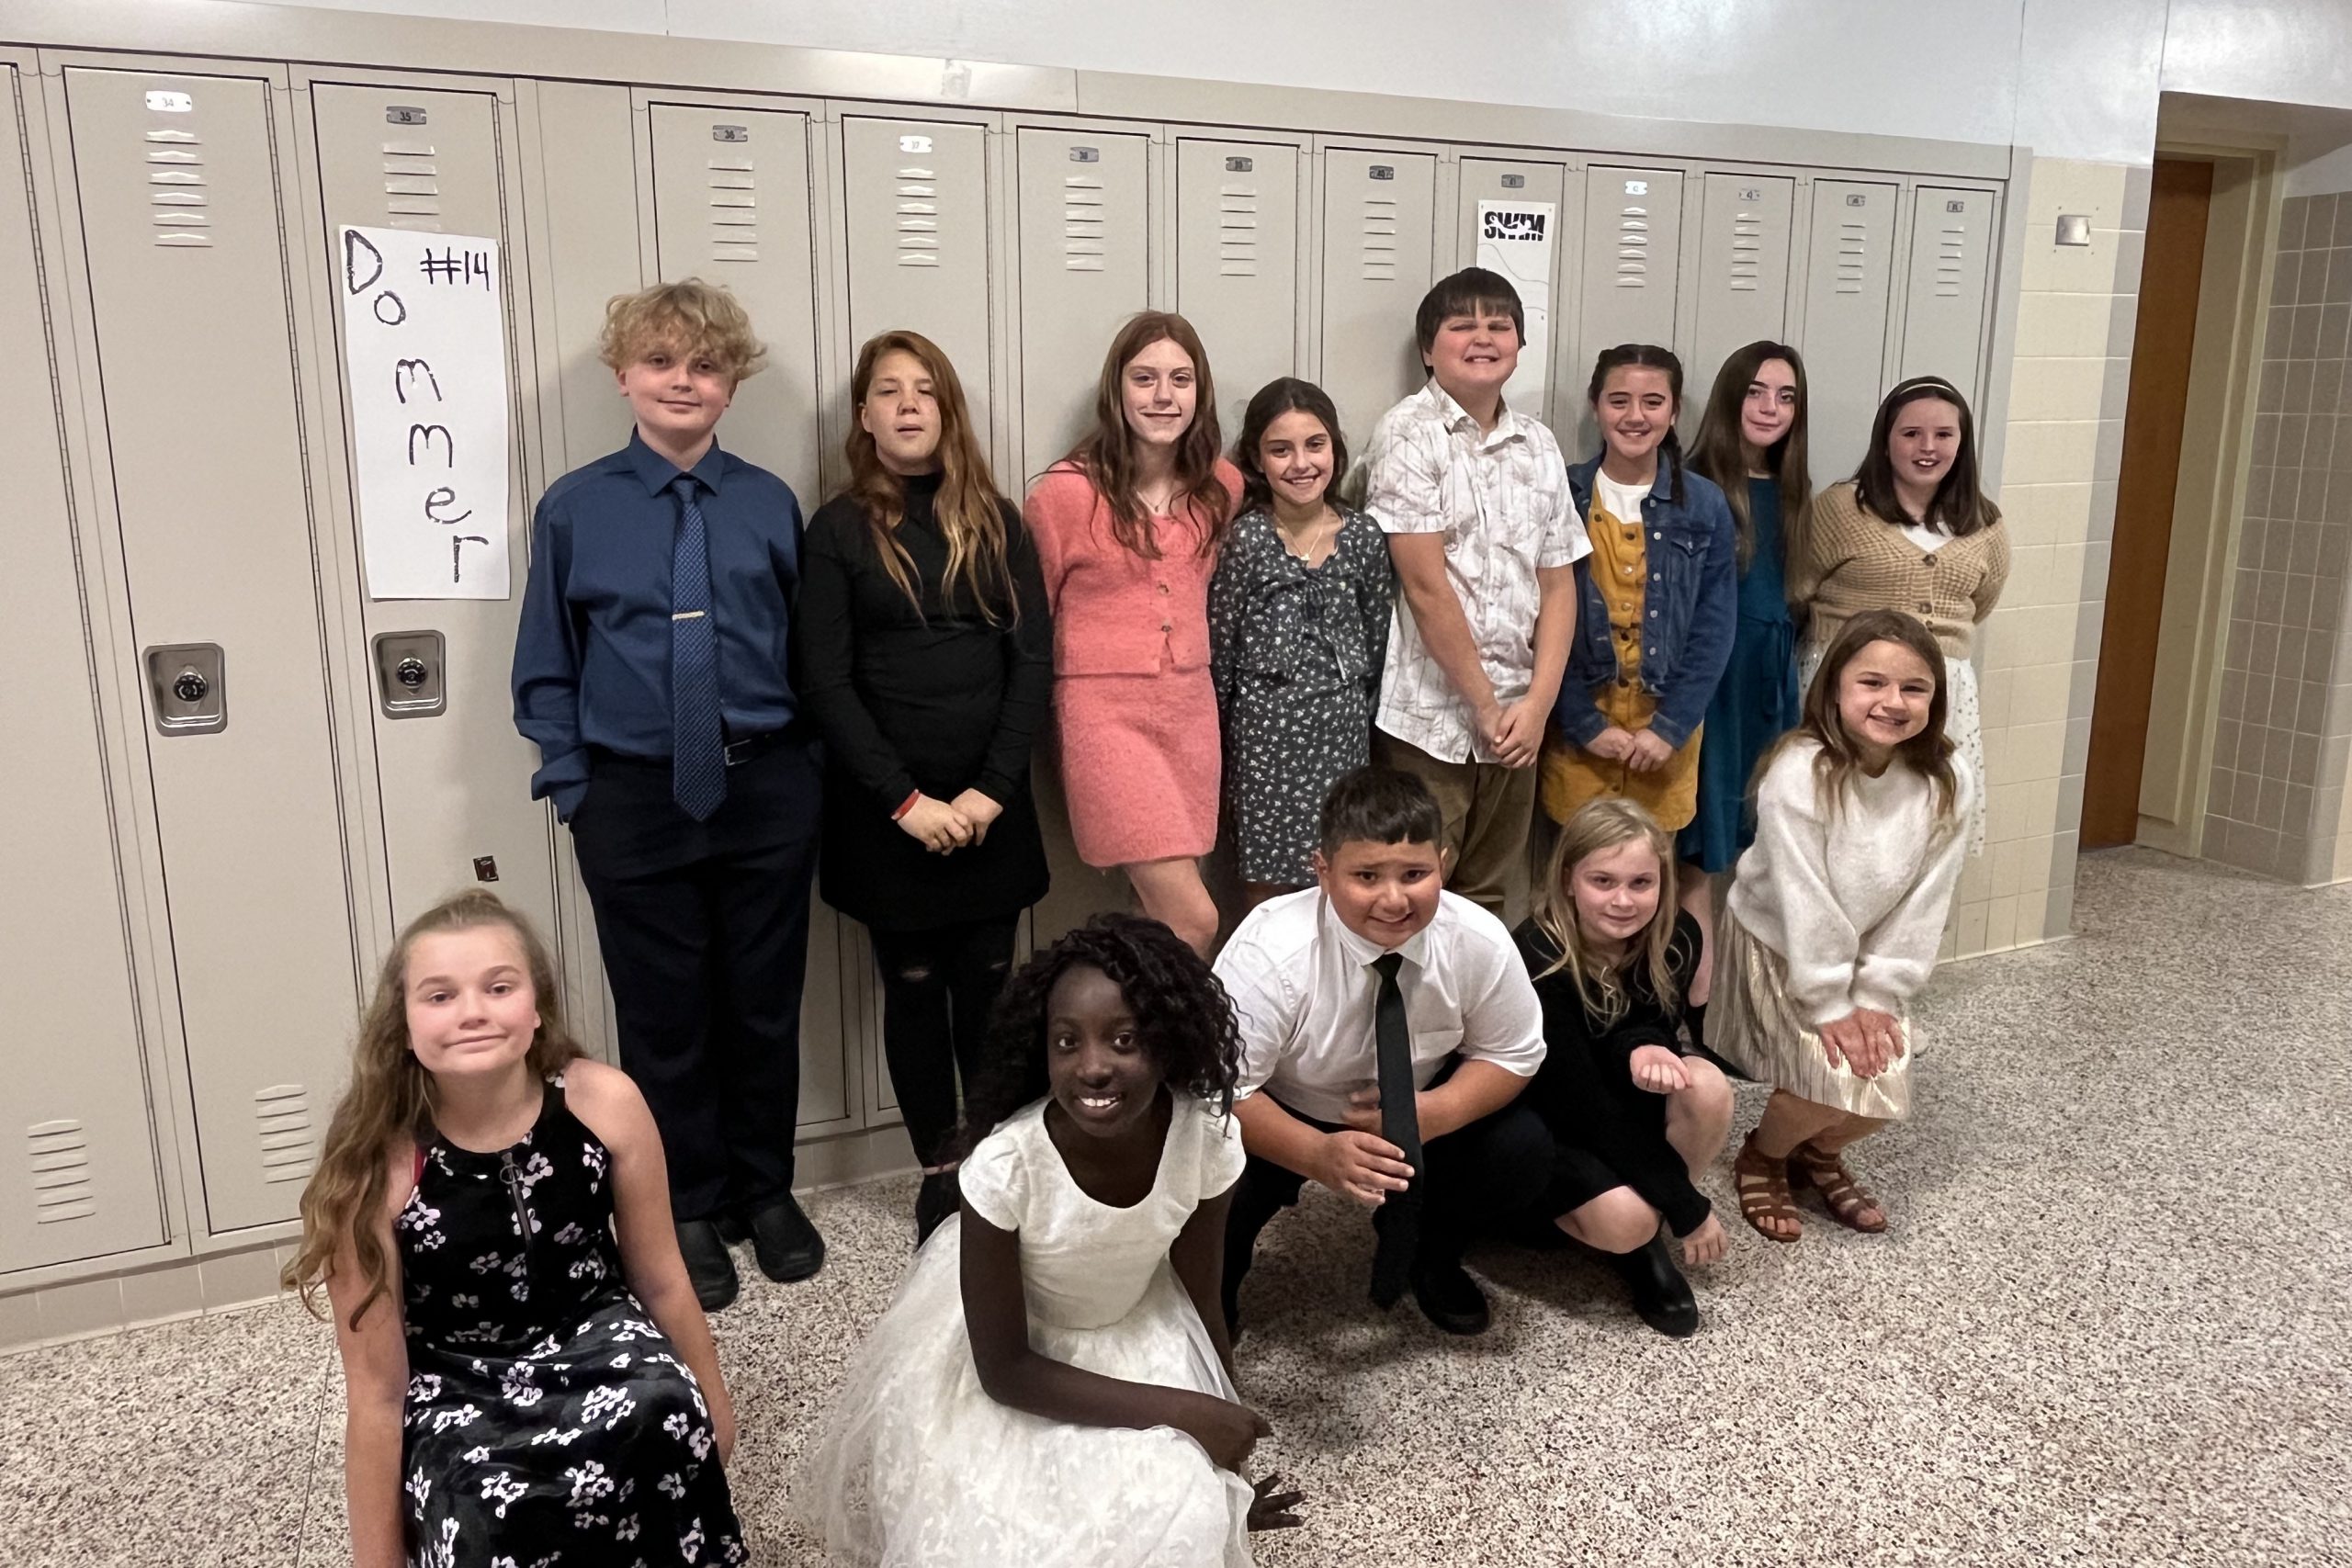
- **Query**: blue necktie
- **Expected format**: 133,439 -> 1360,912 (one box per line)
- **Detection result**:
669,475 -> 726,822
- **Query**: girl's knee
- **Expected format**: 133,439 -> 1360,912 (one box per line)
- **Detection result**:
1566,1188 -> 1658,1253
1676,1057 -> 1733,1114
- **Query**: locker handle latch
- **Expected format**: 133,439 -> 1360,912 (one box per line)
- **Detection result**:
373,630 -> 447,719
144,643 -> 226,737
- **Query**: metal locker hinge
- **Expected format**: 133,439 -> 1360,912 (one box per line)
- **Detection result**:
372,629 -> 447,718
144,643 -> 225,735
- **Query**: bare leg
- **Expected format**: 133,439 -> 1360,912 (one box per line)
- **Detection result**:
1664,1057 -> 1735,1178
1552,1185 -> 1664,1254
1678,863 -> 1716,1007
1749,1087 -> 1849,1159
1125,856 -> 1221,956
1791,1110 -> 1892,1229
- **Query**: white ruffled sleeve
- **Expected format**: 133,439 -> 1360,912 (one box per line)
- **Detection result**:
1194,1100 -> 1247,1201
956,1116 -> 1032,1232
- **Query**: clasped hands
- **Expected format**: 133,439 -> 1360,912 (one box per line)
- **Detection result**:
1819,1007 -> 1904,1078
895,787 -> 1003,854
1583,724 -> 1674,773
1474,694 -> 1548,769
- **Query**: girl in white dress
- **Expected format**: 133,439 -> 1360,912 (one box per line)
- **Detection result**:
797,913 -> 1302,1566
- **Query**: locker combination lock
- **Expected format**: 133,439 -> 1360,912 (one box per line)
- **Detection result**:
373,629 -> 448,719
144,643 -> 226,737
173,670 -> 209,703
395,658 -> 428,690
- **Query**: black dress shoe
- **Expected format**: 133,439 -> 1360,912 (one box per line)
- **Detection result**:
747,1192 -> 826,1282
713,1212 -> 748,1245
675,1219 -> 739,1312
1408,1257 -> 1491,1336
913,1168 -> 961,1247
1611,1231 -> 1699,1337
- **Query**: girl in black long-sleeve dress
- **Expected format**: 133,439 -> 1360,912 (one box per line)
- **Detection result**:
794,330 -> 1053,1242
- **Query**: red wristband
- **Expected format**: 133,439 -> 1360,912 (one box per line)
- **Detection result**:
891,790 -> 922,821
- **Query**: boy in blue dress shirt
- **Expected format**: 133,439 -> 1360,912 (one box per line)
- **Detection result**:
513,280 -> 822,1310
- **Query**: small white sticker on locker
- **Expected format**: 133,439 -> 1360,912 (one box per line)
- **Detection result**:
1623,179 -> 1648,196
145,91 -> 194,113
899,135 -> 933,154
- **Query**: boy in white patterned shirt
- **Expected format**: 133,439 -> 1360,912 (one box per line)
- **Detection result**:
1364,268 -> 1591,916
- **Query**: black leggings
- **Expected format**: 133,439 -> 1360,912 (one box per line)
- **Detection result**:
868,917 -> 1020,1166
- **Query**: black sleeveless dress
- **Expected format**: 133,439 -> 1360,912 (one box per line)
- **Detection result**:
394,1074 -> 747,1566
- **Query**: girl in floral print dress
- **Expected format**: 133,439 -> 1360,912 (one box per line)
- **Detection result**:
285,889 -> 746,1568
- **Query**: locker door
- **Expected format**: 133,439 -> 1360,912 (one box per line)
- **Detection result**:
1016,127 -> 1149,479
1318,147 -> 1436,456
308,84 -> 560,954
1175,138 -> 1298,455
1901,186 -> 1997,407
0,64 -> 165,1273
840,117 -> 992,444
1802,180 -> 1899,481
1579,166 -> 1683,353
648,101 -> 852,1134
1689,173 -> 1794,423
1455,158 -> 1568,425
62,66 -> 361,1234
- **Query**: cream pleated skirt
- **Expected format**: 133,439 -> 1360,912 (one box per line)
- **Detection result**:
1710,908 -> 1916,1121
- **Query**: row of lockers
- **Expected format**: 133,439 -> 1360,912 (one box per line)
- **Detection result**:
1,49 -> 2004,1283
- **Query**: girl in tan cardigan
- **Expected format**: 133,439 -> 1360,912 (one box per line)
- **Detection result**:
1791,376 -> 2008,852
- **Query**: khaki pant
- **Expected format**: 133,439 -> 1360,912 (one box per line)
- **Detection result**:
1370,728 -> 1538,921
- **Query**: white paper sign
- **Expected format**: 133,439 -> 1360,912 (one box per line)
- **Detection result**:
339,225 -> 512,600
1476,199 -> 1557,415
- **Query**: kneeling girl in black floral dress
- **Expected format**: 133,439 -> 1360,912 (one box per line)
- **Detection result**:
286,888 -> 745,1568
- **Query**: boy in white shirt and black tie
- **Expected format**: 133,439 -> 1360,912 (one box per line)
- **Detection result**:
1213,766 -> 1550,1337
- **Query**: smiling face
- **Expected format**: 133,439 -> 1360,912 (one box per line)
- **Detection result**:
1569,838 -> 1664,953
1426,304 -> 1521,406
1595,365 -> 1678,466
1044,964 -> 1162,1141
1740,357 -> 1799,460
616,339 -> 733,452
404,925 -> 542,1082
1837,637 -> 1939,762
856,347 -> 943,477
1256,408 -> 1336,513
1886,393 -> 1963,497
1316,836 -> 1446,951
1120,336 -> 1198,452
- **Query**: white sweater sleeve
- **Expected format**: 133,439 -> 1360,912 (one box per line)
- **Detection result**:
1750,750 -> 1864,1027
1851,761 -> 1977,1015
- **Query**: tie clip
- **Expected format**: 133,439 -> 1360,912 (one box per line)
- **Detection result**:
672,609 -> 707,621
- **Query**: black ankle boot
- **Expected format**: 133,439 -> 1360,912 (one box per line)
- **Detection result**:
913,1168 -> 960,1247
1610,1231 -> 1698,1337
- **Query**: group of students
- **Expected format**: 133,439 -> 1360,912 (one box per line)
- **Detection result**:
286,265 -> 2007,1566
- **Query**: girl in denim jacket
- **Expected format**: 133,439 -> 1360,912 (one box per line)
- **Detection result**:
1540,344 -> 1737,833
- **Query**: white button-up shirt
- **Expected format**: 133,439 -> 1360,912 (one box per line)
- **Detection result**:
1363,381 -> 1591,764
1214,886 -> 1545,1126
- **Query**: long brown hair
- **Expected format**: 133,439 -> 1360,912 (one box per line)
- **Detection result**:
1061,311 -> 1228,558
1851,376 -> 2000,536
1528,798 -> 1683,1029
283,890 -> 582,1331
1688,340 -> 1814,576
1770,609 -> 1960,818
839,330 -> 1016,622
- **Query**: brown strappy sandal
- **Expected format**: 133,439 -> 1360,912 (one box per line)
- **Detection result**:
1787,1141 -> 1889,1233
1734,1131 -> 1801,1243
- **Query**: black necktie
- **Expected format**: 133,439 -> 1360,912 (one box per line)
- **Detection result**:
1367,951 -> 1423,1307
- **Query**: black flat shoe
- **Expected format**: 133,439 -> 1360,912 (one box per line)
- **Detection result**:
913,1168 -> 960,1247
1408,1257 -> 1491,1337
1611,1231 -> 1698,1337
747,1192 -> 825,1282
675,1219 -> 739,1312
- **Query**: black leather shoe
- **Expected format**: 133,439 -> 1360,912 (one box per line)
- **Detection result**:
1611,1231 -> 1699,1337
713,1212 -> 748,1245
1408,1257 -> 1491,1336
913,1168 -> 960,1247
747,1192 -> 825,1282
675,1219 -> 739,1312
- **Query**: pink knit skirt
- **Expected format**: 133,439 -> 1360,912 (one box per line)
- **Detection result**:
1054,660 -> 1219,868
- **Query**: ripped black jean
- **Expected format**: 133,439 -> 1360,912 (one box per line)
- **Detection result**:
867,917 -> 1021,1165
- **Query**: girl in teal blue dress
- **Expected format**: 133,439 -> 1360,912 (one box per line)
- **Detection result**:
1679,343 -> 1812,1029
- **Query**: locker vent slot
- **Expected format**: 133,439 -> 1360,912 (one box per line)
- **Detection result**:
894,164 -> 942,267
1359,195 -> 1398,282
1933,219 -> 1970,298
1726,208 -> 1765,293
1614,205 -> 1651,288
1836,220 -> 1871,294
707,156 -> 759,263
1062,173 -> 1106,272
254,1084 -> 316,1184
380,141 -> 442,231
28,1119 -> 97,1225
1218,182 -> 1259,276
143,125 -> 211,247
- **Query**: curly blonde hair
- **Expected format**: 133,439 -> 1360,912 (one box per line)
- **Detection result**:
598,278 -> 768,386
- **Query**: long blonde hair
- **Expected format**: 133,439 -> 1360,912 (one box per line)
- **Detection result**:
282,889 -> 582,1330
1528,799 -> 1683,1029
840,329 -> 1017,623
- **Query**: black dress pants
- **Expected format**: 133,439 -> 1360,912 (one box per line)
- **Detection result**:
867,917 -> 1020,1167
1220,1072 -> 1551,1330
570,739 -> 821,1223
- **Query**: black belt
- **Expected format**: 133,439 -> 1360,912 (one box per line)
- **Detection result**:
587,728 -> 789,771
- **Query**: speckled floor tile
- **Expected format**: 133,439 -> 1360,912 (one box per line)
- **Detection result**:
14,849 -> 2349,1565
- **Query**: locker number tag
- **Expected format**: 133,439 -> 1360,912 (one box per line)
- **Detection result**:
1623,179 -> 1649,196
1947,198 -> 1968,212
385,106 -> 429,126
1847,193 -> 1869,207
1369,164 -> 1394,181
145,91 -> 194,113
1225,156 -> 1254,173
1069,145 -> 1100,163
899,134 -> 933,153
712,124 -> 749,142
1738,186 -> 1761,200
1499,173 -> 1526,189
472,856 -> 500,883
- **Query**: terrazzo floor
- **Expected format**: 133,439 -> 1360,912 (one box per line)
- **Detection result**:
6,848 -> 2347,1566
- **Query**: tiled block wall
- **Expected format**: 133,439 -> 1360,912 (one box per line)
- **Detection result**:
0,1241 -> 292,1357
1960,157 -> 2147,955
2206,189 -> 2352,886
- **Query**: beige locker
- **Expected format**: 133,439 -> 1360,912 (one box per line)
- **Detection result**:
840,116 -> 993,447
60,65 -> 362,1234
1015,126 -> 1150,478
1579,165 -> 1684,357
1454,157 -> 1568,427
1318,146 -> 1436,457
1801,179 -> 1899,481
1689,173 -> 1794,425
1174,138 -> 1298,457
646,100 -> 854,1134
1900,186 -> 1996,408
307,82 -> 560,953
0,64 -> 166,1273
